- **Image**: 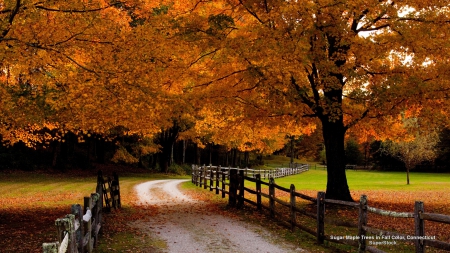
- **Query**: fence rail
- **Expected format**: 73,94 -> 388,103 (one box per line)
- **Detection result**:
192,164 -> 309,184
192,165 -> 450,253
42,171 -> 121,253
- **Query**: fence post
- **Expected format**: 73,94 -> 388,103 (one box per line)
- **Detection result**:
317,191 -> 325,244
269,177 -> 275,218
222,167 -> 226,198
191,165 -> 195,183
216,166 -> 220,195
96,171 -> 103,209
256,174 -> 262,211
290,184 -> 296,231
96,181 -> 103,236
112,172 -> 121,208
91,193 -> 100,249
84,196 -> 93,253
358,195 -> 368,253
67,214 -> 77,253
203,165 -> 208,190
237,169 -> 245,208
71,204 -> 84,253
414,201 -> 425,253
198,166 -> 202,187
43,242 -> 59,253
229,169 -> 238,207
210,165 -> 214,192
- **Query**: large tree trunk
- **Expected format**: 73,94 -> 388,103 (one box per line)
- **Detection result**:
322,119 -> 353,202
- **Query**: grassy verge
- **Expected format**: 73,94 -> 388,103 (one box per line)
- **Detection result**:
0,169 -> 188,253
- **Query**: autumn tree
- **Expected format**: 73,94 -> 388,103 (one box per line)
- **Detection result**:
381,132 -> 439,185
0,1 -> 197,159
173,0 -> 450,201
3,0 -> 450,203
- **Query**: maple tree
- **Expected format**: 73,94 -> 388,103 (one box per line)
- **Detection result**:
0,1 -> 193,151
2,0 -> 450,201
170,0 -> 450,201
380,117 -> 439,185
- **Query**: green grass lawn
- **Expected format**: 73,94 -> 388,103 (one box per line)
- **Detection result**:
273,169 -> 450,192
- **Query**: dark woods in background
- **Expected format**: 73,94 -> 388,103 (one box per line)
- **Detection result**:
1,128 -> 450,172
0,129 -> 262,172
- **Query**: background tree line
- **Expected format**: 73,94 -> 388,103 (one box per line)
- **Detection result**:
2,127 -> 450,174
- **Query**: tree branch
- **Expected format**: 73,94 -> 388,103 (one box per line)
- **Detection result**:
290,75 -> 318,118
34,2 -> 121,13
189,48 -> 220,67
238,0 -> 265,25
1,0 -> 21,38
192,68 -> 249,88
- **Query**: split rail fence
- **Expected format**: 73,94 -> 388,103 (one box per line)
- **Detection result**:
191,165 -> 450,253
42,171 -> 121,253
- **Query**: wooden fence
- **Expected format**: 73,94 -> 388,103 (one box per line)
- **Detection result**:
42,171 -> 121,253
191,166 -> 450,253
192,164 -> 309,183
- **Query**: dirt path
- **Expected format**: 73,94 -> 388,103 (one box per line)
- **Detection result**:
133,179 -> 306,253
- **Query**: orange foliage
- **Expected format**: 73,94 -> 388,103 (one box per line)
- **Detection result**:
2,0 -> 450,157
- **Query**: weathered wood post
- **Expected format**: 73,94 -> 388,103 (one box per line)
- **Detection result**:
290,184 -> 296,231
210,165 -> 214,192
91,193 -> 100,249
42,243 -> 59,253
317,191 -> 325,244
203,165 -> 208,190
72,204 -> 84,253
198,166 -> 202,187
237,169 -> 245,208
414,201 -> 425,253
84,196 -> 93,253
197,165 -> 201,186
222,167 -> 226,198
112,172 -> 121,208
96,180 -> 103,236
256,174 -> 262,211
216,166 -> 220,195
358,195 -> 368,253
269,177 -> 275,218
67,214 -> 77,253
96,170 -> 103,202
191,165 -> 195,183
229,169 -> 238,207
55,214 -> 77,253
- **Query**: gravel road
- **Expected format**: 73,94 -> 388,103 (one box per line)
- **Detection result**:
133,179 -> 307,253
